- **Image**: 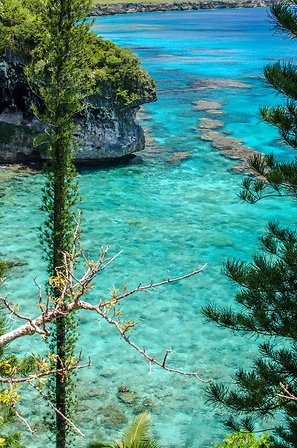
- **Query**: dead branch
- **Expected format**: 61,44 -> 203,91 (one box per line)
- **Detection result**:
0,257 -> 206,356
0,218 -> 210,414
91,304 -> 211,383
28,381 -> 84,436
0,295 -> 45,335
100,263 -> 208,307
277,383 -> 297,402
12,404 -> 34,433
0,258 -> 208,382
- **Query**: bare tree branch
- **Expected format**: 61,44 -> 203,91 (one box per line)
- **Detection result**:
0,219 -> 210,420
90,303 -> 211,383
28,381 -> 84,436
277,383 -> 297,402
12,404 -> 34,433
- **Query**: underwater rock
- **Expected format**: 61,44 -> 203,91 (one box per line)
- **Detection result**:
198,118 -> 224,130
193,100 -> 223,111
136,107 -> 153,121
0,165 -> 24,182
3,163 -> 40,174
211,135 -> 254,159
199,130 -> 222,141
83,386 -> 109,400
166,151 -> 191,164
99,403 -> 128,428
199,130 -> 262,174
205,109 -> 226,116
118,385 -> 130,393
139,133 -> 165,159
132,397 -> 155,414
117,386 -> 139,405
230,161 -> 255,174
192,77 -> 252,90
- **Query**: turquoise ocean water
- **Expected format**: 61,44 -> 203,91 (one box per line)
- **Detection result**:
0,7 -> 296,447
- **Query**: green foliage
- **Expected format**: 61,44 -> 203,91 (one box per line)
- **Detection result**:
204,221 -> 297,338
240,3 -> 297,204
0,0 -> 155,107
203,2 -> 297,448
88,412 -> 164,448
203,222 -> 297,434
0,261 -> 26,448
0,432 -> 25,448
25,1 -> 99,446
0,2 -> 154,447
25,0 -> 97,266
93,37 -> 155,106
213,431 -> 271,448
0,262 -> 8,280
0,0 -> 43,53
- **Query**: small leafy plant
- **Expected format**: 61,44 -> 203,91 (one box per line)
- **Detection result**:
213,431 -> 271,448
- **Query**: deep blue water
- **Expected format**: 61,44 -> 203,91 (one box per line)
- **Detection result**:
0,7 -> 296,447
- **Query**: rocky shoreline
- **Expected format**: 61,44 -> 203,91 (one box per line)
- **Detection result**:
0,2 -> 273,166
0,48 -> 156,165
91,0 -> 276,16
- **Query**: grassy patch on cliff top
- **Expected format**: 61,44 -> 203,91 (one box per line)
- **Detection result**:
92,0 -> 237,5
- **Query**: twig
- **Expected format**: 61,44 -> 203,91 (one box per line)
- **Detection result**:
33,277 -> 43,309
0,219 -> 210,397
0,296 -> 45,336
0,359 -> 92,384
277,383 -> 297,401
28,381 -> 84,437
91,306 -> 211,383
162,349 -> 172,367
12,405 -> 34,433
100,264 -> 208,307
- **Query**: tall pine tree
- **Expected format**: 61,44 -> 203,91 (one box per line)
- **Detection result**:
203,3 -> 297,448
25,1 -> 97,447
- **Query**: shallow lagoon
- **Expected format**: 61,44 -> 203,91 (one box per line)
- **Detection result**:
1,7 -> 296,447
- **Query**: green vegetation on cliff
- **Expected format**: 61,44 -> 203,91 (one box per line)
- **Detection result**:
94,36 -> 155,106
0,0 -> 42,51
0,0 -> 155,107
90,0 -> 270,6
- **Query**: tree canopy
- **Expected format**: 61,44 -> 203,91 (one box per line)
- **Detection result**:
0,0 -> 155,108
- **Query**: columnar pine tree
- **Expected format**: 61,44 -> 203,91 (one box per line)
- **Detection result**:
25,1 -> 97,447
203,3 -> 297,448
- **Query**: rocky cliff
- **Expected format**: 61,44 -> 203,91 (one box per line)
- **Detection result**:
92,0 -> 276,16
0,48 -> 156,164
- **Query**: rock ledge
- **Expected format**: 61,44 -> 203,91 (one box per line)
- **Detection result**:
91,0 -> 276,16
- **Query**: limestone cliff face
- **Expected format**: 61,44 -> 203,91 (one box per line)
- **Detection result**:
92,0 -> 277,16
0,50 -> 156,164
74,90 -> 148,163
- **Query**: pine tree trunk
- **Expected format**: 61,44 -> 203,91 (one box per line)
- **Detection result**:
53,139 -> 68,448
24,2 -> 96,445
56,317 -> 66,448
